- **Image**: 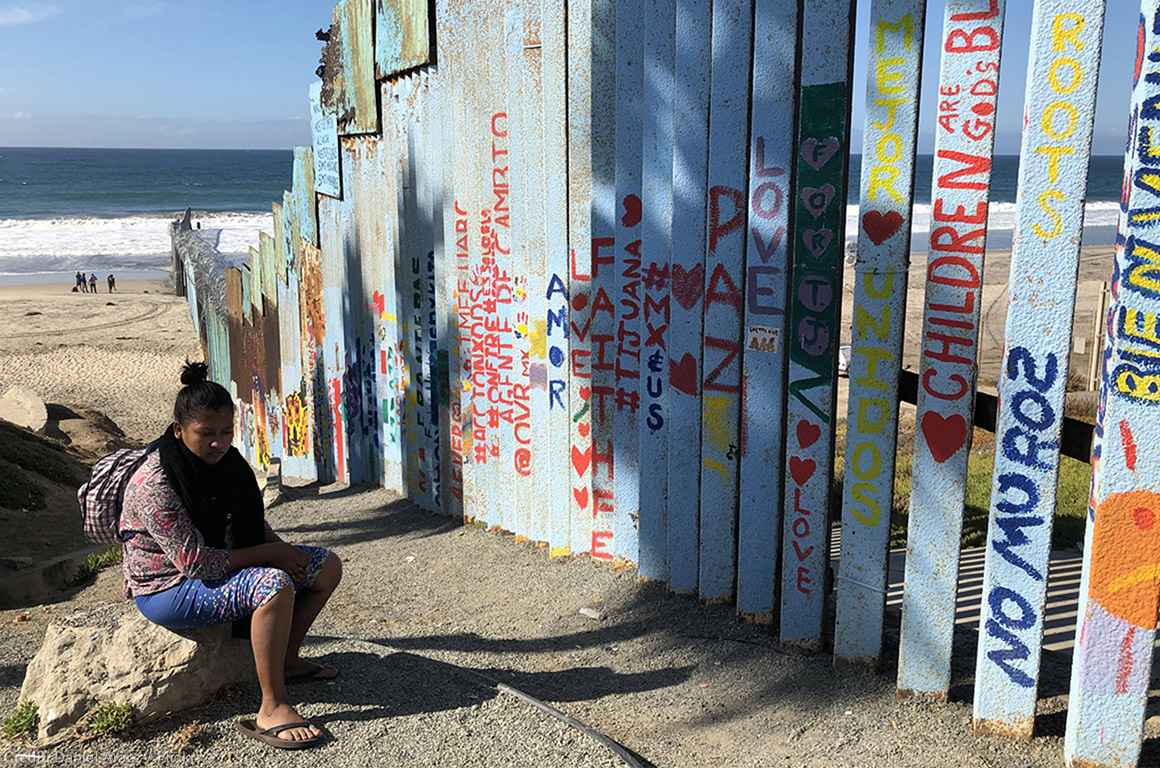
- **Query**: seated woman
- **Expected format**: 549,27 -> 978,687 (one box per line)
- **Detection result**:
120,361 -> 342,750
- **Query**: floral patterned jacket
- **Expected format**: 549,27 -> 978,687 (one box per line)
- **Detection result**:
119,452 -> 273,598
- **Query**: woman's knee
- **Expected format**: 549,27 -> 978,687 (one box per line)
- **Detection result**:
251,568 -> 295,610
315,553 -> 342,592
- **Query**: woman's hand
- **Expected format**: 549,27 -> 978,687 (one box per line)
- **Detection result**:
268,542 -> 311,583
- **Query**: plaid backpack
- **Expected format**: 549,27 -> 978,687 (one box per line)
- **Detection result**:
78,446 -> 154,546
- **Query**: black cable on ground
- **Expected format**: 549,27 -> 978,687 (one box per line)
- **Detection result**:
325,634 -> 654,768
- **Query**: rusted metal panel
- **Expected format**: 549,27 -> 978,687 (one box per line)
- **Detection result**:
840,0 -> 928,666
779,0 -> 857,649
638,0 -> 675,581
613,0 -> 643,563
277,195 -> 317,484
667,0 -> 712,593
1065,10 -> 1160,754
965,0 -> 1105,729
272,202 -> 288,283
246,249 -> 261,320
698,0 -> 753,603
310,82 -> 344,199
293,147 -> 320,247
376,0 -> 431,79
260,231 -> 278,311
736,0 -> 798,621
324,0 -> 380,136
543,0 -> 572,555
589,0 -> 617,560
567,0 -> 595,556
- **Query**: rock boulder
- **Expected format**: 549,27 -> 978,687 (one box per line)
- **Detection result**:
0,386 -> 48,432
19,604 -> 254,741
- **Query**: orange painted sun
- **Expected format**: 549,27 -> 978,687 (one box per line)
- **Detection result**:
1091,489 -> 1160,630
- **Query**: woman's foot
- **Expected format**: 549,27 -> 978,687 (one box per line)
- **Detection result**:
284,658 -> 339,682
255,702 -> 321,743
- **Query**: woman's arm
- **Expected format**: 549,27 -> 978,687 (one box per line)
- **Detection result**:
262,519 -> 284,544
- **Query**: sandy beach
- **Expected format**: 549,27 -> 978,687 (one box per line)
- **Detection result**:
0,278 -> 202,443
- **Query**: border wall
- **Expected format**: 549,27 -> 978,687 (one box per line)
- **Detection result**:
170,1 -> 1160,765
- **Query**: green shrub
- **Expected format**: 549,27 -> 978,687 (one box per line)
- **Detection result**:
2,701 -> 38,740
83,702 -> 134,736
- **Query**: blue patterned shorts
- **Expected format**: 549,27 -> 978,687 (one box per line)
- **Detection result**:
135,545 -> 332,630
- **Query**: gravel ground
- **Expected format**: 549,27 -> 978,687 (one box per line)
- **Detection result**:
3,487 -> 1159,767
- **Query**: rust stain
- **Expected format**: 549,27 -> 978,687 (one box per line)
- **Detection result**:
300,241 -> 326,347
971,717 -> 1034,741
896,688 -> 948,704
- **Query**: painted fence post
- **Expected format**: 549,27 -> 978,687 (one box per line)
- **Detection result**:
1064,5 -> 1160,765
968,0 -> 1105,730
698,0 -> 754,603
638,0 -> 676,583
568,0 -> 595,557
613,0 -> 644,564
838,0 -> 928,670
736,0 -> 799,623
667,0 -> 714,594
543,0 -> 573,557
590,0 -> 618,561
319,193 -> 350,485
778,0 -> 858,649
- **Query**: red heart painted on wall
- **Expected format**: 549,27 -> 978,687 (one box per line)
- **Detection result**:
579,386 -> 591,401
796,420 -> 821,449
572,445 -> 592,476
573,486 -> 589,509
621,194 -> 642,227
862,210 -> 903,245
789,456 -> 816,486
670,353 -> 699,396
672,263 -> 705,310
578,421 -> 590,439
921,411 -> 967,463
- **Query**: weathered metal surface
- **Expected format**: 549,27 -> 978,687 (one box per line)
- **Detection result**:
840,0 -> 927,666
1066,4 -> 1160,764
260,232 -> 278,312
638,0 -> 675,581
735,0 -> 798,621
272,203 -> 288,284
276,195 -> 318,484
247,248 -> 262,321
894,0 -> 1007,686
968,0 -> 1105,726
666,0 -> 712,594
293,147 -> 320,248
590,0 -> 617,559
567,0 -> 594,556
697,0 -> 752,603
613,0 -> 643,563
543,0 -> 572,555
319,194 -> 351,484
375,0 -> 431,79
778,0 -> 857,649
311,81 -> 344,199
325,0 -> 380,135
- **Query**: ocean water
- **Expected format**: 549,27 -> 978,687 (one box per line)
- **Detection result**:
0,147 -> 1124,278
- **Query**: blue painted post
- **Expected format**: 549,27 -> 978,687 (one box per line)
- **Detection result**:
667,0 -> 713,593
318,194 -> 350,485
293,147 -> 319,249
699,0 -> 753,602
1065,5 -> 1160,755
837,0 -> 928,667
1065,4 -> 1160,762
543,0 -> 574,557
638,0 -> 676,581
967,0 -> 1105,728
613,0 -> 644,564
736,0 -> 798,623
590,0 -> 618,562
567,0 -> 595,557
778,0 -> 857,648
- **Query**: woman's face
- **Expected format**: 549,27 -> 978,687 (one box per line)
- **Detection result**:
174,408 -> 235,464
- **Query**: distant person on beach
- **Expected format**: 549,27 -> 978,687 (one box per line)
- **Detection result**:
119,361 -> 340,750
75,271 -> 85,292
88,273 -> 98,293
107,274 -> 116,293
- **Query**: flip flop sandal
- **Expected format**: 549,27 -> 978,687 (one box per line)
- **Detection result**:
286,661 -> 339,684
235,719 -> 325,750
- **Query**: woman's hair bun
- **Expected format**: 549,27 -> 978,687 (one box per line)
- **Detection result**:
180,360 -> 211,387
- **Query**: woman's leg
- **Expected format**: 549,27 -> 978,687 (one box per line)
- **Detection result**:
250,584 -> 320,743
284,548 -> 342,672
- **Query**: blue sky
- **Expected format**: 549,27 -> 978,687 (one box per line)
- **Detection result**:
0,0 -> 1142,152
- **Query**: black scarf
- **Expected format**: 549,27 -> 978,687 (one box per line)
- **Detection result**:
155,429 -> 265,551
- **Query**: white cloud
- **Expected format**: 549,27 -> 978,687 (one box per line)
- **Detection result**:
0,3 -> 60,26
11,111 -> 31,120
